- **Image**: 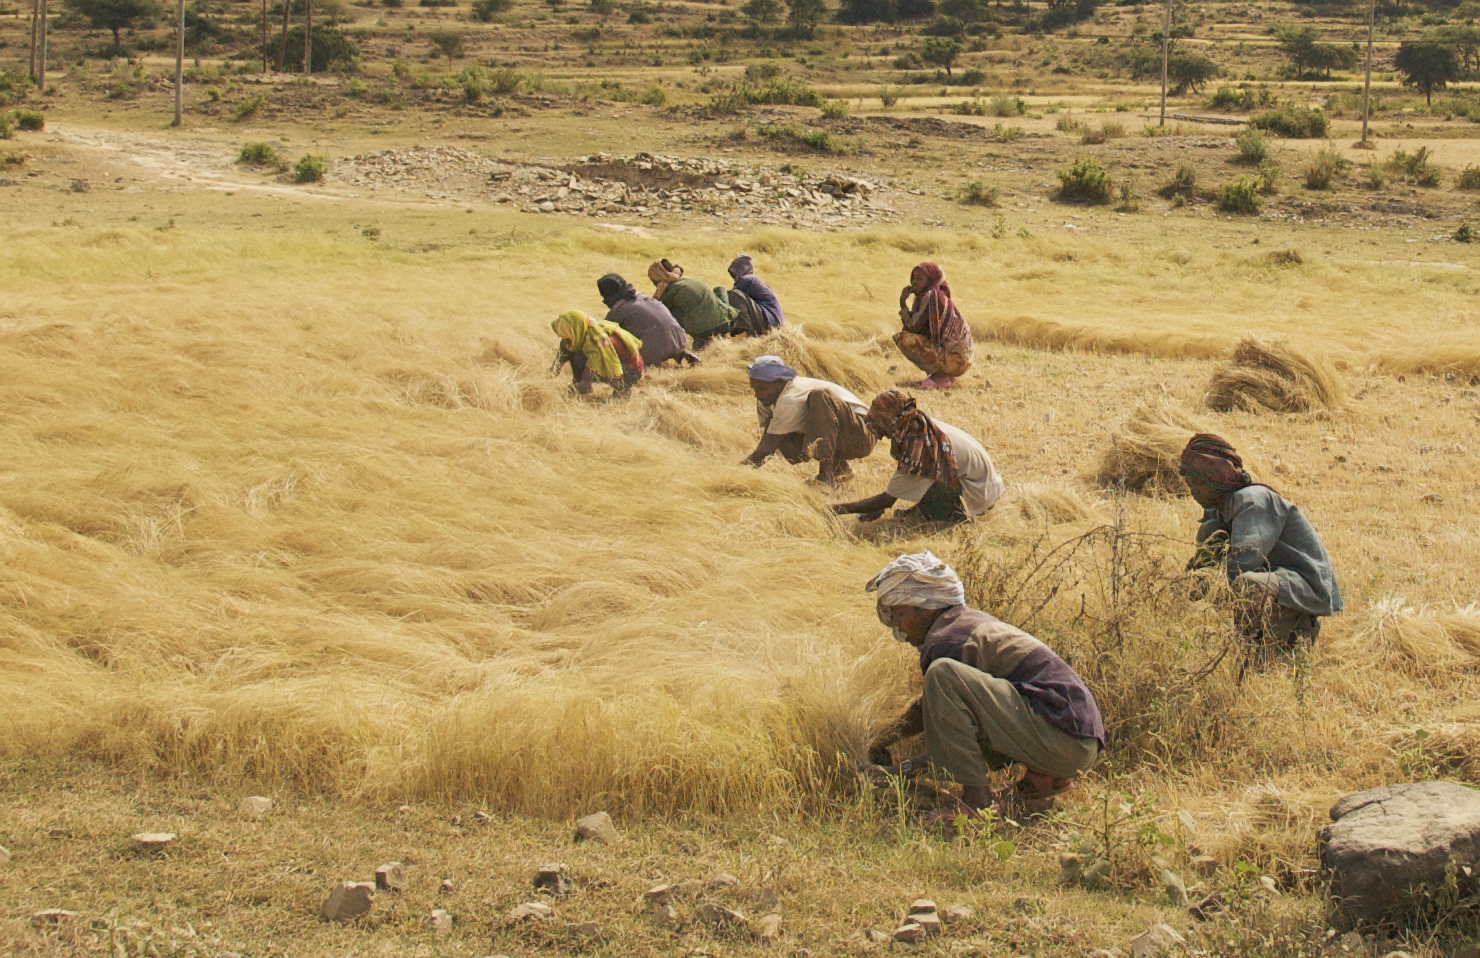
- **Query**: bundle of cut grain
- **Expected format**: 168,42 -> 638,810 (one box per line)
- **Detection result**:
1015,481 -> 1099,525
1206,338 -> 1345,413
1330,598 -> 1480,673
1094,399 -> 1208,495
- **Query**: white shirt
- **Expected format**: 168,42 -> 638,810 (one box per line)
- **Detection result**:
884,420 -> 1004,516
762,377 -> 867,435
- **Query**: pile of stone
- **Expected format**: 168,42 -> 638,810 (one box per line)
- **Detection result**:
334,148 -> 898,230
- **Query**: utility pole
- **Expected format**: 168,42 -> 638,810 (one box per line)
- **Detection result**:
277,0 -> 290,73
1158,0 -> 1172,126
261,0 -> 268,72
1360,0 -> 1376,146
173,0 -> 185,126
28,0 -> 38,82
303,0 -> 312,76
38,0 -> 47,94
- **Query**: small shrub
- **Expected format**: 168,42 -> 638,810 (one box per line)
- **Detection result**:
1256,160 -> 1281,195
757,122 -> 842,153
293,153 -> 328,183
1303,144 -> 1348,190
1160,162 -> 1196,198
486,68 -> 525,95
1457,223 -> 1475,243
1250,105 -> 1329,138
640,85 -> 667,106
1115,179 -> 1141,212
959,179 -> 999,206
108,79 -> 139,101
1387,146 -> 1441,187
986,93 -> 1025,117
236,93 -> 267,120
627,6 -> 651,22
1234,125 -> 1267,164
1056,112 -> 1085,134
1457,165 -> 1480,191
744,63 -> 781,82
237,141 -> 282,167
0,146 -> 24,165
820,99 -> 849,119
462,77 -> 483,102
1082,121 -> 1125,145
1055,157 -> 1113,205
346,78 -> 368,96
1217,176 -> 1263,214
878,86 -> 901,108
0,114 -> 12,140
14,109 -> 44,131
1364,164 -> 1387,190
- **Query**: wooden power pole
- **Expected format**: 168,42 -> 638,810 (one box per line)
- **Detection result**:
277,0 -> 290,73
28,0 -> 39,82
38,0 -> 47,95
304,0 -> 313,76
261,0 -> 269,72
1360,0 -> 1376,146
1158,0 -> 1172,126
173,0 -> 185,126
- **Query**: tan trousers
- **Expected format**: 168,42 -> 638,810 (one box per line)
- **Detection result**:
895,331 -> 972,379
922,658 -> 1099,789
775,391 -> 876,466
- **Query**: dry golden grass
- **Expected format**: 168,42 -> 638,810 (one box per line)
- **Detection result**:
1206,338 -> 1347,414
1332,598 -> 1480,674
1093,397 -> 1210,496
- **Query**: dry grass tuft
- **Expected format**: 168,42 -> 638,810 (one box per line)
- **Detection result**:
1093,398 -> 1208,496
1206,338 -> 1346,414
1015,481 -> 1100,525
634,391 -> 754,453
1331,599 -> 1480,674
977,315 -> 1228,361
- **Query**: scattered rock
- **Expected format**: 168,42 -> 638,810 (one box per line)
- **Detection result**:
708,873 -> 741,890
32,909 -> 76,924
645,883 -> 674,902
0,845 -> 9,865
564,921 -> 602,940
440,879 -> 455,894
239,796 -> 272,819
427,909 -> 452,934
1258,875 -> 1280,895
1190,854 -> 1218,877
574,811 -> 618,845
652,903 -> 680,929
913,913 -> 942,938
319,882 -> 375,923
70,179 -> 89,193
506,901 -> 554,921
1161,868 -> 1189,907
1188,892 -> 1226,922
907,899 -> 936,915
893,922 -> 926,944
1336,931 -> 1365,953
696,903 -> 748,928
864,928 -> 891,944
1130,923 -> 1186,958
1320,782 -> 1480,924
940,904 -> 975,924
374,862 -> 405,892
131,832 -> 175,851
533,863 -> 572,895
753,912 -> 783,940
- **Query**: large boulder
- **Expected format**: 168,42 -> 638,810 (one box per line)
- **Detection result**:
1319,781 -> 1480,924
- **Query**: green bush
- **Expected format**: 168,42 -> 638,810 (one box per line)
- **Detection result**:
820,99 -> 849,119
293,153 -> 328,183
986,93 -> 1025,117
1256,160 -> 1281,195
1216,176 -> 1263,214
1457,223 -> 1475,243
1055,112 -> 1085,134
744,63 -> 781,82
1234,125 -> 1267,164
1387,146 -> 1441,187
1250,105 -> 1329,138
1207,85 -> 1273,111
959,179 -> 999,206
640,84 -> 667,106
236,93 -> 267,120
1055,157 -> 1113,205
756,122 -> 842,153
1364,164 -> 1387,190
1081,121 -> 1125,145
1457,164 -> 1480,191
0,114 -> 12,140
878,86 -> 901,108
470,0 -> 510,15
13,109 -> 44,131
237,141 -> 282,167
1160,162 -> 1196,198
1303,144 -> 1348,190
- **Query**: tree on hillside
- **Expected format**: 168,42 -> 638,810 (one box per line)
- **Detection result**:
1269,23 -> 1321,76
65,0 -> 162,52
743,0 -> 781,22
837,0 -> 893,25
786,0 -> 826,36
921,35 -> 961,78
428,31 -> 464,68
1429,25 -> 1480,74
1168,52 -> 1219,94
1307,41 -> 1358,78
470,0 -> 511,20
1395,40 -> 1459,105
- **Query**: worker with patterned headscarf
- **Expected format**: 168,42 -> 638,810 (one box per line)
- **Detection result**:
646,259 -> 737,349
551,310 -> 644,396
1180,433 -> 1342,659
742,355 -> 875,485
832,389 -> 1003,525
863,552 -> 1103,823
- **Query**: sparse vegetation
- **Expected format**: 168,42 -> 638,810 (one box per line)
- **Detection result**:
1234,125 -> 1268,164
1303,144 -> 1349,190
757,122 -> 842,153
1458,165 -> 1480,191
293,153 -> 328,182
958,179 -> 998,206
1055,157 -> 1113,205
1387,146 -> 1442,187
1250,105 -> 1329,139
237,142 -> 282,167
1160,162 -> 1196,199
13,109 -> 44,131
1217,175 -> 1263,214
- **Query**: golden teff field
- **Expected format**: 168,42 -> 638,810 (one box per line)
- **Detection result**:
4,0 -> 1480,952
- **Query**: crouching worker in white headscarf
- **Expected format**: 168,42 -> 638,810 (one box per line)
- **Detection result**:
742,355 -> 876,485
864,552 -> 1104,821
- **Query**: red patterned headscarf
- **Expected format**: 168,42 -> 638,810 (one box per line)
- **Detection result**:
1179,434 -> 1252,493
867,389 -> 961,491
